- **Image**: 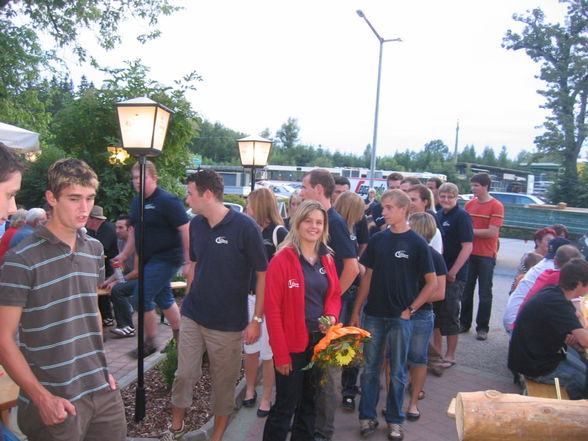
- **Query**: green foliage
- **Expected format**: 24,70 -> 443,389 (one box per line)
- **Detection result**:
187,120 -> 243,164
158,339 -> 178,389
223,194 -> 246,207
275,117 -> 300,149
503,0 -> 588,206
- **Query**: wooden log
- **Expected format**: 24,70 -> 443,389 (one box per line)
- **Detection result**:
455,390 -> 588,441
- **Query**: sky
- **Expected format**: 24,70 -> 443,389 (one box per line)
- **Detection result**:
64,0 -> 571,160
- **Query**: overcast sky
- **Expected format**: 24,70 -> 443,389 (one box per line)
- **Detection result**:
66,0 -> 571,159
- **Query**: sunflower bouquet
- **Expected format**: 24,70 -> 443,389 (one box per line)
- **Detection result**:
304,316 -> 371,370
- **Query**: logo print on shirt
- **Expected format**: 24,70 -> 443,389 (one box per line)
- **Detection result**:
319,267 -> 326,275
145,203 -> 156,210
288,279 -> 300,288
215,236 -> 228,245
350,234 -> 357,241
442,221 -> 450,227
395,250 -> 409,259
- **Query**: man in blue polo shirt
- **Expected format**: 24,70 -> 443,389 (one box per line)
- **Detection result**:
301,169 -> 359,441
434,183 -> 473,369
162,169 -> 267,441
116,160 -> 190,356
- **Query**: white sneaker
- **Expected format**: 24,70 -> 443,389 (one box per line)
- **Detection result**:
160,422 -> 188,441
387,423 -> 403,441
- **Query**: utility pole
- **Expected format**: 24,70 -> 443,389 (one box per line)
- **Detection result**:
453,119 -> 460,164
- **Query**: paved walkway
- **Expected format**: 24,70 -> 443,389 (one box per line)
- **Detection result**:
102,239 -> 527,440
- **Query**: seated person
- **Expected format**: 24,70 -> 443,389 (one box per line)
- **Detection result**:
508,258 -> 588,399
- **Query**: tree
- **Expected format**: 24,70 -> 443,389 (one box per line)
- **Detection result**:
276,117 -> 300,149
189,120 -> 243,164
504,0 -> 588,205
0,0 -> 180,132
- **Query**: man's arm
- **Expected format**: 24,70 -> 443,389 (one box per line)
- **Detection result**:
571,327 -> 588,348
400,272 -> 437,319
243,271 -> 265,345
473,224 -> 500,239
178,222 -> 191,278
0,305 -> 76,426
339,258 -> 360,294
447,242 -> 473,282
349,268 -> 372,327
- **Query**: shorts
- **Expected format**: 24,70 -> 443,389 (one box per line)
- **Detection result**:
243,295 -> 273,360
172,316 -> 242,415
434,280 -> 465,336
132,256 -> 181,312
407,309 -> 434,366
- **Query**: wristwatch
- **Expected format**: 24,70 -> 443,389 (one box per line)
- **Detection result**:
408,307 -> 417,316
252,315 -> 263,323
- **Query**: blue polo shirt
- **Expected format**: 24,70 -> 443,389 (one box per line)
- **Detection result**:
328,207 -> 357,276
436,205 -> 473,281
131,187 -> 189,264
361,229 -> 434,318
182,209 -> 268,332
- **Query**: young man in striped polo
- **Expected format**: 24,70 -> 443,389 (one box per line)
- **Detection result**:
0,158 -> 126,441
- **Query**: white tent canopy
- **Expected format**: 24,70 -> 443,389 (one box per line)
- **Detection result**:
0,122 -> 40,152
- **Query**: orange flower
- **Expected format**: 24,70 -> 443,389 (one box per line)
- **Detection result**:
312,323 -> 371,360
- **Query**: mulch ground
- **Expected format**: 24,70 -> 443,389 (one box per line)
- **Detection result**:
122,359 -> 213,438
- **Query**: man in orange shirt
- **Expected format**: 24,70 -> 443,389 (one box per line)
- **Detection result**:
461,173 -> 504,341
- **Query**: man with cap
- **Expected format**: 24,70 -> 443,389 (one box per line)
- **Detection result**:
503,237 -> 571,332
86,205 -> 118,326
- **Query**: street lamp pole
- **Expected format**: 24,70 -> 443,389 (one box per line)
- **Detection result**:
356,10 -> 401,189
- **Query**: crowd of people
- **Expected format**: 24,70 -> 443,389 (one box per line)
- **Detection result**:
0,139 -> 587,441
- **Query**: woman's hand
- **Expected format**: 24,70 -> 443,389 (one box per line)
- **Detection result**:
275,363 -> 292,375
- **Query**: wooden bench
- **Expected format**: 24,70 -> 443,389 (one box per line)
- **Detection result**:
521,376 -> 570,400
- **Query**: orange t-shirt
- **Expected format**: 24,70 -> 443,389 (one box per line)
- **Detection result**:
464,197 -> 504,258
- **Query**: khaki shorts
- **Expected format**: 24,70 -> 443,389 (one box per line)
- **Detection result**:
18,387 -> 126,441
171,315 -> 242,415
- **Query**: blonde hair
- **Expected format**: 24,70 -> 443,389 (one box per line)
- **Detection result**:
438,182 -> 459,197
334,191 -> 365,233
408,212 -> 437,243
132,159 -> 157,179
278,200 -> 331,257
247,187 -> 284,228
380,189 -> 411,219
46,158 -> 99,198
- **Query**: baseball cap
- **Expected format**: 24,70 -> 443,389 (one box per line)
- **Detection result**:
545,237 -> 571,259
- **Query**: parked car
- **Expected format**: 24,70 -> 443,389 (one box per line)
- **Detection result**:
489,192 -> 545,205
186,202 -> 243,218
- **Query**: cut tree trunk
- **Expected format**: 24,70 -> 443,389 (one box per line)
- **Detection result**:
455,390 -> 588,441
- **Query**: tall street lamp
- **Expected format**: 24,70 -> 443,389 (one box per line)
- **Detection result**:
237,135 -> 273,193
114,96 -> 172,422
356,9 -> 401,188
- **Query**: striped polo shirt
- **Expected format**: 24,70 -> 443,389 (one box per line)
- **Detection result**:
0,225 -> 108,403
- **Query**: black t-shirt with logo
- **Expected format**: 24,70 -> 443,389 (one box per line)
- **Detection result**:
508,285 -> 583,377
360,229 -> 434,318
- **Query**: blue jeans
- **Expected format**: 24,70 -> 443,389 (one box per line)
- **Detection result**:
111,279 -> 137,328
132,256 -> 181,312
408,309 -> 434,366
359,314 -> 411,424
462,255 -> 495,332
531,346 -> 587,400
340,287 -> 360,399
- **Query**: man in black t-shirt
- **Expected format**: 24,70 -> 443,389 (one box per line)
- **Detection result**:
350,190 -> 436,441
508,258 -> 588,399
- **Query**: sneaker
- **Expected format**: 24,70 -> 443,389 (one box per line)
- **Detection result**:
342,396 -> 355,412
160,421 -> 188,441
314,433 -> 330,441
102,318 -> 114,327
387,423 -> 403,440
359,419 -> 379,437
476,331 -> 488,341
459,325 -> 469,334
110,326 -> 135,337
130,344 -> 157,358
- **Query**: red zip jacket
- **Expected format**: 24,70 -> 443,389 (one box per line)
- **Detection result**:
265,246 -> 341,366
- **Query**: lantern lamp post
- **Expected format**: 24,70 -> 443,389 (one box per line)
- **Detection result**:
114,96 -> 172,421
237,135 -> 272,193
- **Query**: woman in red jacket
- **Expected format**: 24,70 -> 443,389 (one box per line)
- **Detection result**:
263,200 -> 341,441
